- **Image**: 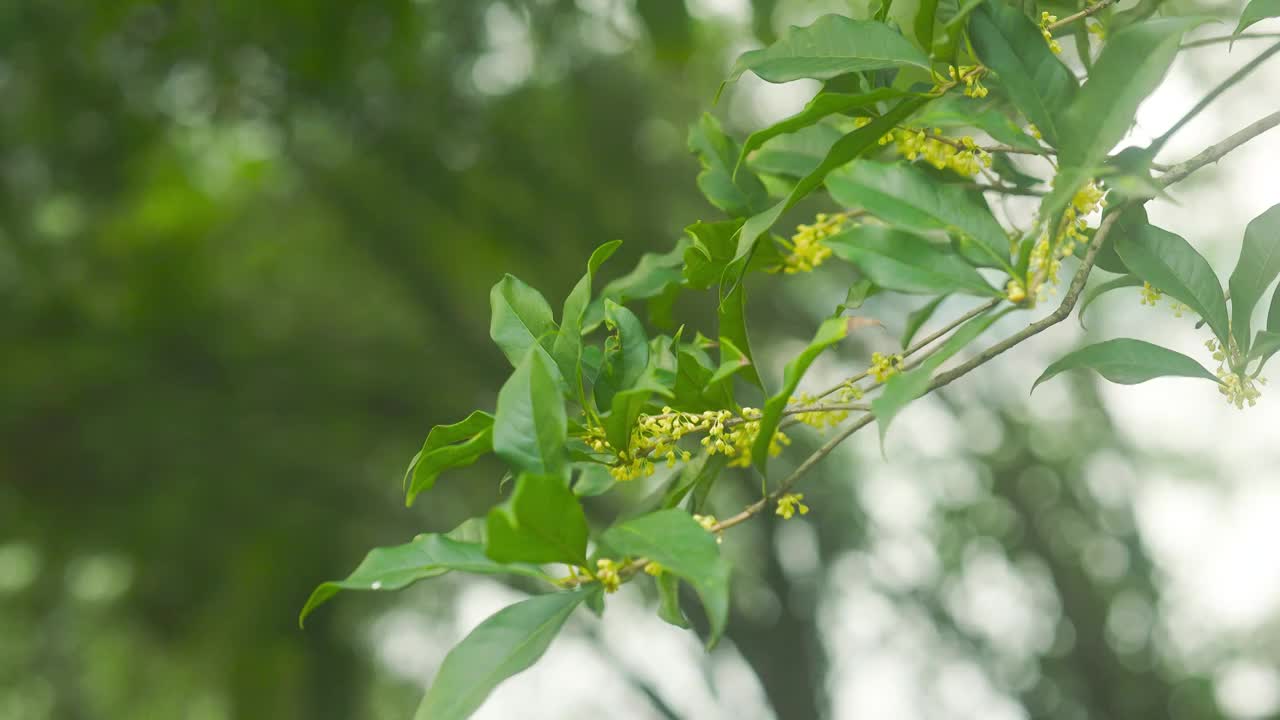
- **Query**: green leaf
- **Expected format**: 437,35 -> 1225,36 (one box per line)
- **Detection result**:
727,15 -> 931,84
719,280 -> 764,389
1059,18 -> 1209,167
968,0 -> 1077,146
737,89 -> 905,175
405,411 -> 495,506
1115,219 -> 1230,345
486,473 -> 589,565
572,463 -> 616,497
1032,338 -> 1221,391
1078,275 -> 1143,329
827,161 -> 1014,271
590,241 -> 689,330
1271,278 -> 1280,331
415,589 -> 592,720
494,349 -> 568,476
594,300 -> 651,410
749,124 -> 845,179
597,509 -> 732,647
656,572 -> 690,628
683,219 -> 745,290
660,452 -> 730,510
603,368 -> 673,453
908,94 -> 1044,152
299,534 -> 552,627
490,275 -> 559,370
1235,0 -> 1280,36
1228,203 -> 1280,357
689,113 -> 770,218
1250,330 -> 1280,371
827,225 -> 1003,297
873,307 -> 1008,445
902,294 -> 949,348
752,316 -> 851,474
915,0 -> 941,54
552,240 -> 623,387
732,96 -> 930,278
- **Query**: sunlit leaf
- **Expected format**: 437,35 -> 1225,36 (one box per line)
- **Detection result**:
490,274 -> 559,370
1032,338 -> 1221,391
494,349 -> 568,476
486,473 -> 589,565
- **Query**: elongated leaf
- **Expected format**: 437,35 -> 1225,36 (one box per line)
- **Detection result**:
728,15 -> 930,84
597,510 -> 732,647
486,474 -> 589,565
494,350 -> 568,476
689,113 -> 770,218
572,463 -> 616,497
719,280 -> 764,389
490,275 -> 558,369
661,452 -> 730,510
827,161 -> 1013,271
915,0 -> 941,54
299,534 -> 551,626
1271,279 -> 1280,331
683,219 -> 745,290
656,571 -> 690,628
902,295 -> 949,348
737,89 -> 905,175
752,316 -> 852,474
603,367 -> 673,452
1115,219 -> 1230,344
405,411 -> 495,506
1059,17 -> 1208,167
873,307 -> 1008,445
827,225 -> 1002,297
749,124 -> 844,179
1250,330 -> 1280,371
1235,0 -> 1280,35
1078,275 -> 1144,329
594,300 -> 651,410
552,241 -> 623,387
732,96 -> 930,277
416,589 -> 591,720
1032,338 -> 1221,391
908,94 -> 1043,152
1228,204 -> 1280,357
589,241 -> 688,330
969,0 -> 1077,146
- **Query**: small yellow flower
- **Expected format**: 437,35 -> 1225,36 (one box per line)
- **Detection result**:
778,212 -> 848,273
643,561 -> 663,577
1006,280 -> 1027,303
870,352 -> 903,383
1039,12 -> 1063,53
1140,282 -> 1163,307
596,558 -> 622,593
775,493 -> 810,520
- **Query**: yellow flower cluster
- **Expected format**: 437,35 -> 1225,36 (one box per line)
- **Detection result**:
1140,282 -> 1162,306
789,391 -> 851,430
870,352 -> 903,383
947,64 -> 989,98
779,212 -> 848,274
775,493 -> 810,519
1206,338 -> 1266,408
693,513 -> 724,543
1006,279 -> 1028,303
643,561 -> 663,577
595,558 -> 622,593
1029,180 -> 1108,296
1040,12 -> 1063,53
585,407 -> 790,481
877,129 -> 993,177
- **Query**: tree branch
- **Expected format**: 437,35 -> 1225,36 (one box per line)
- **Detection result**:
1047,0 -> 1119,31
1158,109 -> 1280,185
1151,42 -> 1280,154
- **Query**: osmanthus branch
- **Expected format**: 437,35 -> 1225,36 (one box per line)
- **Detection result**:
1182,33 -> 1280,50
1158,108 -> 1280,185
1150,42 -> 1280,155
1046,0 -> 1120,32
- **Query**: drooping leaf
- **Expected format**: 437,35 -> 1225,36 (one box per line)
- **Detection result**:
737,88 -> 906,174
902,294 -> 949,348
1059,17 -> 1208,167
597,509 -> 732,647
1114,219 -> 1230,344
826,225 -> 1003,297
689,113 -> 770,218
752,316 -> 851,474
493,349 -> 568,477
732,96 -> 930,280
594,300 -> 651,410
1228,203 -> 1280,357
415,589 -> 592,720
727,15 -> 930,85
968,0 -> 1077,146
299,534 -> 552,627
490,274 -> 559,370
1078,275 -> 1144,329
486,473 -> 589,566
552,240 -> 623,387
1235,0 -> 1280,36
872,307 -> 1008,446
1032,338 -> 1221,391
405,411 -> 495,506
827,160 -> 1014,271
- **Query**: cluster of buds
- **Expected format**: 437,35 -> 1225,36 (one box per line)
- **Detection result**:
1206,338 -> 1265,409
876,127 -> 993,177
775,492 -> 810,520
790,391 -> 852,430
947,64 -> 989,98
778,212 -> 849,273
869,352 -> 903,383
693,514 -> 723,543
1139,283 -> 1190,316
595,558 -> 622,593
1028,180 -> 1107,298
1040,12 -> 1063,53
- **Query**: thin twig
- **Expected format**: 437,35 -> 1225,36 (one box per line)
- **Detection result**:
1158,109 -> 1280,185
1182,32 -> 1280,50
1151,42 -> 1280,154
1046,0 -> 1119,31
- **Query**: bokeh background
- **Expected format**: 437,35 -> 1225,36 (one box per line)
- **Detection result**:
3,0 -> 1279,718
